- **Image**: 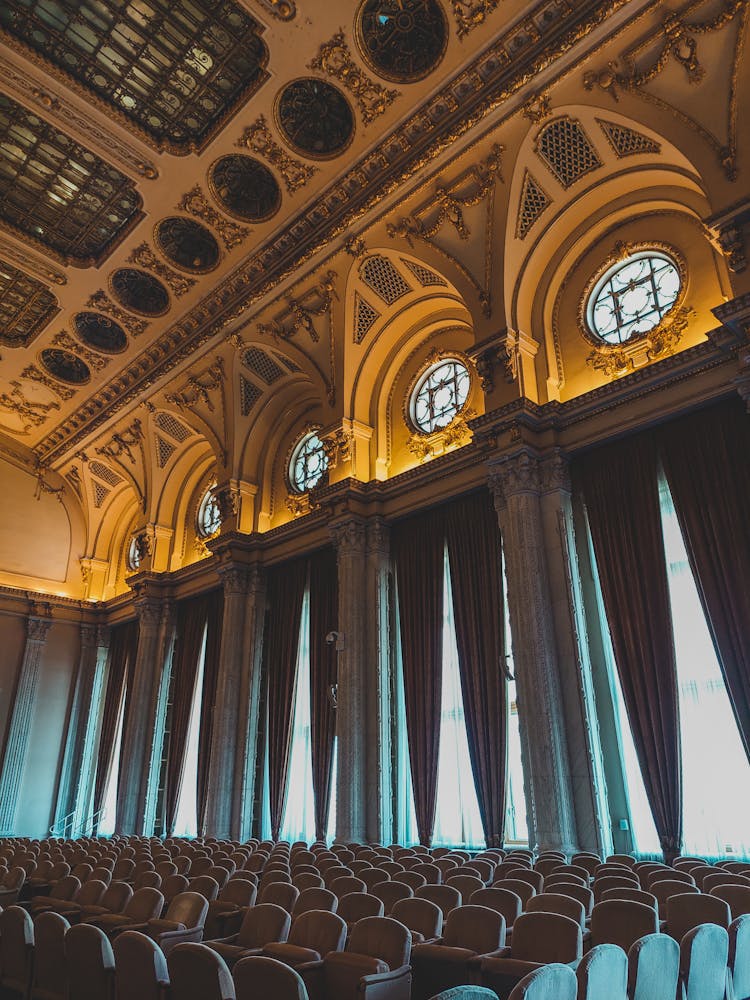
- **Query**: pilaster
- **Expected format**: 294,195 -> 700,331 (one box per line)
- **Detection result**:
365,517 -> 392,844
330,516 -> 368,842
204,560 -> 266,839
116,583 -> 172,835
489,449 -> 578,854
0,613 -> 53,835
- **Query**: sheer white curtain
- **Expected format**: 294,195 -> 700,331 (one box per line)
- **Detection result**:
281,589 -> 316,843
660,476 -> 750,858
433,546 -> 485,849
172,625 -> 207,838
394,591 -> 419,845
98,685 -> 126,836
501,549 -> 528,845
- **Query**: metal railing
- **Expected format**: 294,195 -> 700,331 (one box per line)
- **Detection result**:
49,808 -> 105,839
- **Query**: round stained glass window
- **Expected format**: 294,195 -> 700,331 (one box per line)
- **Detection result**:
356,0 -> 448,83
127,536 -> 141,572
197,486 -> 221,539
410,358 -> 471,434
289,431 -> 329,494
586,251 -> 682,345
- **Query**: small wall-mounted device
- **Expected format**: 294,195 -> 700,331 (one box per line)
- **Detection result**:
326,630 -> 345,651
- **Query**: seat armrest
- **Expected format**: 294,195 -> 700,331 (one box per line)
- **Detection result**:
361,964 -> 412,988
480,947 -> 512,968
147,919 -> 185,934
205,932 -> 239,945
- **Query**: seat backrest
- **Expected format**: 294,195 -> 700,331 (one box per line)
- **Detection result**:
218,879 -> 257,907
65,922 -> 115,1000
496,879 -> 536,908
527,892 -> 585,929
292,886 -> 337,917
680,923 -> 729,1000
590,900 -> 658,952
337,892 -> 384,923
348,915 -> 411,970
190,875 -> 220,902
167,942 -> 235,1000
576,943 -> 628,1000
233,955 -> 307,1000
510,912 -> 582,964
507,963 -> 578,1000
469,888 -> 522,926
99,881 -> 133,912
0,905 -> 34,983
50,875 -> 80,900
628,933 -> 679,1000
729,914 -> 750,1000
666,892 -> 731,942
371,880 -> 413,915
712,884 -> 750,920
33,911 -> 69,995
238,903 -> 291,949
391,897 -> 442,941
415,883 -> 462,918
330,876 -> 366,897
293,872 -> 324,891
4,866 -> 26,891
124,887 -> 165,921
509,869 -> 544,892
601,887 -> 657,910
446,875 -> 485,900
593,876 -> 640,903
165,891 -> 209,930
260,882 -> 299,912
703,872 -> 750,893
443,904 -> 505,954
288,909 -> 347,955
114,930 -> 169,1000
542,882 -> 594,915
413,863 -> 442,884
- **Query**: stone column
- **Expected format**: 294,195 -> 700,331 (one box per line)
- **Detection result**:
331,517 -> 368,843
53,623 -> 108,834
116,586 -> 172,835
0,614 -> 53,835
204,562 -> 266,840
538,451 -> 612,856
489,449 -> 578,854
365,517 -> 392,844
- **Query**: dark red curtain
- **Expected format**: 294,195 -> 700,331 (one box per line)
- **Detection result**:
309,546 -> 338,840
92,620 -> 139,828
392,507 -> 445,846
575,435 -> 682,860
659,397 -> 750,763
197,588 -> 225,835
264,558 -> 308,840
445,491 -> 507,848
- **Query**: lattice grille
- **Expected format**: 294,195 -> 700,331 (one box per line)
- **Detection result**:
275,352 -> 301,373
89,461 -> 122,486
243,347 -> 284,384
0,259 -> 58,348
92,481 -> 110,508
156,435 -> 176,469
516,171 -> 551,240
354,292 -> 380,344
400,258 -> 447,287
597,119 -> 661,158
536,118 -> 602,189
240,374 -> 263,416
360,255 -> 411,304
154,411 -> 191,442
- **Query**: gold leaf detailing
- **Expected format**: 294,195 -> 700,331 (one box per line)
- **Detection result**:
309,31 -> 400,125
20,365 -> 76,400
516,171 -> 551,239
50,331 -> 110,372
177,187 -> 248,251
451,0 -> 503,38
126,244 -> 196,297
238,116 -> 318,194
0,380 -> 61,433
86,291 -> 150,337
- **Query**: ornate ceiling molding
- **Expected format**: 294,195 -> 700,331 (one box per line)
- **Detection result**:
33,0 -> 637,465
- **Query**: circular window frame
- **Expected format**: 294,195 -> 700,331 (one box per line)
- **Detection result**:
286,427 -> 330,495
208,154 -> 282,224
354,0 -> 450,84
126,535 -> 141,573
578,242 -> 687,349
153,216 -> 221,275
274,77 -> 356,162
406,352 -> 474,436
196,483 -> 221,540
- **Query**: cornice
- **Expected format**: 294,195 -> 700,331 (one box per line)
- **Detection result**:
33,0 -> 639,466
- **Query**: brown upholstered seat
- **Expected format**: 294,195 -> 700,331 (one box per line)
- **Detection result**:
0,905 -> 35,999
263,909 -> 347,969
292,887 -> 337,919
88,887 -> 165,937
31,911 -> 69,1000
589,900 -> 658,952
65,921 -> 116,1000
209,902 -> 291,968
233,955 -> 308,1000
261,882 -> 300,912
391,897 -> 442,945
168,942 -> 236,1000
323,915 -> 412,1000
480,912 -> 583,999
666,892 -> 730,942
470,888 -> 523,929
415,884 -> 461,920
142,890 -> 209,956
412,904 -> 506,1000
337,892 -> 384,930
114,930 -> 170,1000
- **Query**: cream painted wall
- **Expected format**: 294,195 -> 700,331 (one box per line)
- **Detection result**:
0,458 -> 71,584
0,612 -> 27,754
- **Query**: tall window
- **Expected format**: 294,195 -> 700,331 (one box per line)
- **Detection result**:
98,685 -> 126,836
172,626 -> 208,838
502,552 -> 528,844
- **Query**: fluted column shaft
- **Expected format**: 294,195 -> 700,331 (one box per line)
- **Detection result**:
365,518 -> 392,844
331,517 -> 368,843
0,615 -> 53,835
490,449 -> 578,854
204,563 -> 266,840
116,592 -> 172,835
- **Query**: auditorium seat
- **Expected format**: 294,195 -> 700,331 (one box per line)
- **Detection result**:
627,932 -> 679,1000
469,888 -> 522,929
494,879 -> 536,910
391,897 -> 442,945
209,902 -> 291,968
260,882 -> 299,912
0,867 -> 27,906
589,900 -> 657,952
262,909 -> 347,969
234,955 -> 309,1000
87,886 -> 165,938
330,876 -> 366,897
291,886 -> 337,919
506,963 -> 577,1000
729,914 -> 750,1000
168,942 -> 236,1000
372,880 -> 413,916
337,892 -> 384,930
480,912 -> 582,999
665,891 -> 730,941
599,887 -> 657,911
575,943 -> 627,1000
65,922 -> 115,1000
140,890 -> 209,956
411,904 -> 506,1000
711,883 -> 750,919
651,880 -> 699,918
415,885 -> 462,920
113,930 -> 170,1000
31,911 -> 69,1000
0,905 -> 35,999
679,923 -> 729,1000
323,915 -> 412,1000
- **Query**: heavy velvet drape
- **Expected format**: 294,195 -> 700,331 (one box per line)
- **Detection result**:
92,620 -> 138,827
393,507 -> 445,846
197,588 -> 224,835
265,558 -> 308,840
165,593 -> 213,833
576,435 -> 683,859
309,546 -> 339,840
659,397 -> 750,763
445,490 -> 507,848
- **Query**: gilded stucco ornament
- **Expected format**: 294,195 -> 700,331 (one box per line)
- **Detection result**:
177,188 -> 248,252
21,365 -> 76,400
310,31 -> 400,125
0,381 -> 60,434
95,419 -> 144,465
85,292 -> 150,338
237,116 -> 318,194
126,244 -> 197,297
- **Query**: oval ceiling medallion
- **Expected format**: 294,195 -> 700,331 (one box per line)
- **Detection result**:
276,78 -> 355,159
110,268 -> 170,316
210,155 -> 282,222
39,348 -> 91,385
73,312 -> 128,355
154,216 -> 221,273
355,0 -> 448,83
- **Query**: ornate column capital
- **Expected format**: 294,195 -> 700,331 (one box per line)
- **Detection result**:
540,448 -> 572,495
330,516 -> 367,554
217,562 -> 264,597
133,597 -> 164,630
488,448 -> 542,511
26,615 -> 52,643
366,517 -> 390,556
79,623 -> 100,647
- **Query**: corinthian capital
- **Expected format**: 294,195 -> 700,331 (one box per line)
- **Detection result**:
540,449 -> 571,495
330,517 -> 366,553
488,449 -> 542,509
218,563 -> 263,597
26,616 -> 52,642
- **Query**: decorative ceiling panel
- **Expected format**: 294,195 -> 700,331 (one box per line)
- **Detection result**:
0,0 -> 269,152
0,92 -> 142,264
0,258 -> 59,348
